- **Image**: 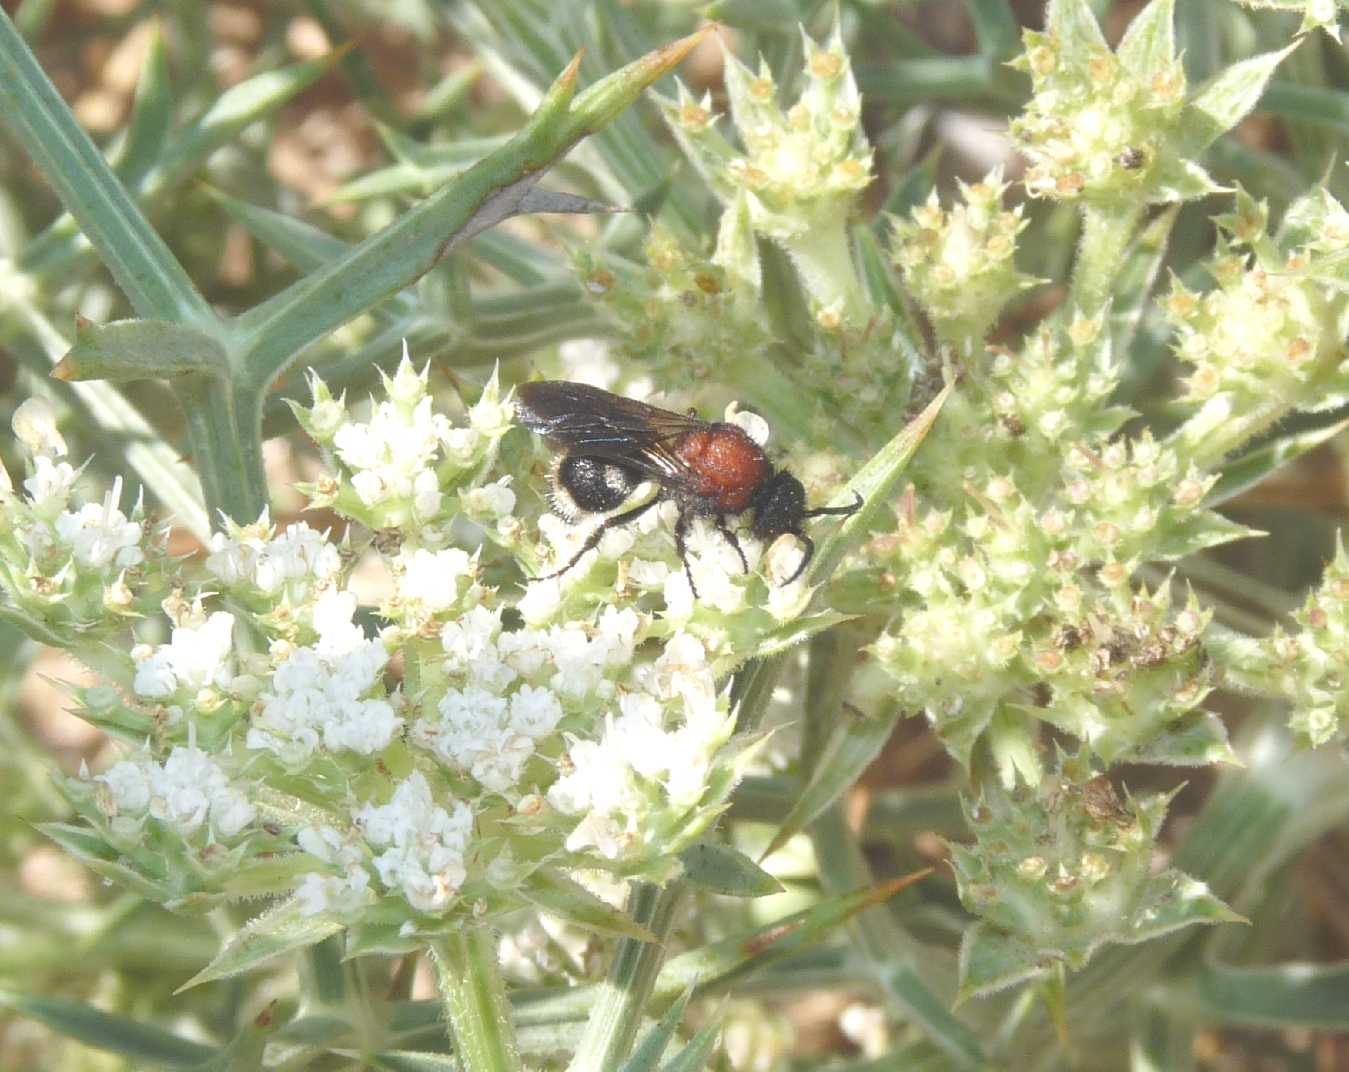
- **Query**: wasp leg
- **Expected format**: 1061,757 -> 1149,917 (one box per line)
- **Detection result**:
715,515 -> 750,574
533,494 -> 662,582
673,508 -> 699,600
783,532 -> 815,585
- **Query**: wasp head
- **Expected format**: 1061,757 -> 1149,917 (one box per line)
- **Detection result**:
748,470 -> 807,540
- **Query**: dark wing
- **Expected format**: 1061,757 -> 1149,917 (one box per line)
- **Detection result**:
515,380 -> 707,486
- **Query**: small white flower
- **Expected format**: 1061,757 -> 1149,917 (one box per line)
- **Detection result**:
467,368 -> 512,438
662,570 -> 696,621
303,373 -> 347,441
509,684 -> 564,737
412,468 -> 442,519
133,651 -> 178,699
249,627 -> 398,765
763,533 -> 806,586
312,589 -> 369,659
399,547 -> 473,611
517,577 -> 562,625
441,605 -> 504,671
297,868 -> 372,917
350,469 -> 389,506
12,398 -> 67,457
595,605 -> 641,667
725,402 -> 771,446
442,426 -> 482,467
463,479 -> 517,519
23,456 -> 78,519
497,627 -> 551,678
386,349 -> 428,405
207,518 -> 341,596
54,477 -> 144,570
105,745 -> 258,839
96,754 -> 154,814
133,612 -> 236,699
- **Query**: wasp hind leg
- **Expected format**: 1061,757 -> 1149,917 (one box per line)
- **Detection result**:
673,509 -> 700,600
533,494 -> 662,582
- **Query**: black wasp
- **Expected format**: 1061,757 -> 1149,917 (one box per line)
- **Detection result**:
515,380 -> 861,595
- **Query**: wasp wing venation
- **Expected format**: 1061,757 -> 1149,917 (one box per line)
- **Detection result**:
516,381 -> 705,489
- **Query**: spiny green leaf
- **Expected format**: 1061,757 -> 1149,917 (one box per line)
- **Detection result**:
759,703 -> 905,861
678,842 -> 784,898
956,922 -> 1049,1003
1181,46 -> 1298,153
53,318 -> 227,383
177,897 -> 344,992
620,985 -> 694,1072
520,868 -> 658,942
0,990 -> 214,1066
1115,0 -> 1176,81
1208,417 -> 1349,506
806,384 -> 952,587
659,871 -> 931,997
658,1016 -> 721,1072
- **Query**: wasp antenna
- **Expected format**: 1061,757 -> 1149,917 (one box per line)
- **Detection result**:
804,491 -> 863,518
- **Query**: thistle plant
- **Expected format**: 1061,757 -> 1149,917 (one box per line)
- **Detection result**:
3,1 -> 1349,1070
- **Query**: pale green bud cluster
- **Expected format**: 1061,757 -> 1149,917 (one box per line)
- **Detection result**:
950,770 -> 1239,998
1029,579 -> 1221,766
910,319 -> 1126,494
659,23 -> 872,322
573,226 -> 770,385
890,171 -> 1038,352
1216,539 -> 1349,746
867,310 -> 1250,772
1010,7 -> 1202,205
1167,188 -> 1349,439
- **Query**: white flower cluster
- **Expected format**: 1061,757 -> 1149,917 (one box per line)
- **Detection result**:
95,744 -> 255,840
297,772 -> 473,916
133,609 -> 236,701
334,372 -> 451,519
206,514 -> 341,599
299,347 -> 514,530
413,603 -> 640,795
295,825 -> 373,917
548,633 -> 735,858
6,400 -> 145,577
53,477 -> 145,571
360,772 -> 473,913
248,590 -> 399,765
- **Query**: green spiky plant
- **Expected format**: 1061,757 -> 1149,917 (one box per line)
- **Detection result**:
1,1 -> 1349,1069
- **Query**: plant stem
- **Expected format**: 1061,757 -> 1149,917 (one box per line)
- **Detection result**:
429,926 -> 522,1072
173,376 -> 267,525
566,882 -> 682,1072
1071,202 -> 1145,314
782,221 -> 868,325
